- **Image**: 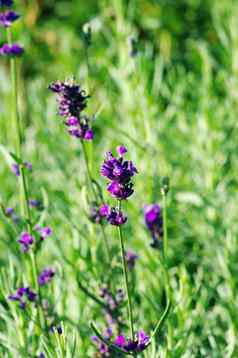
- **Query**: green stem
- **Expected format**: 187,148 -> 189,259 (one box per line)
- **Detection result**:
7,27 -> 44,333
161,190 -> 172,350
81,140 -> 111,262
162,191 -> 168,259
117,200 -> 135,341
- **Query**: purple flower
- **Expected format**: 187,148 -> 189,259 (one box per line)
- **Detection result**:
0,11 -> 19,27
8,287 -> 37,309
106,207 -> 127,226
18,232 -> 34,252
0,43 -> 24,56
5,207 -> 14,216
49,80 -> 94,141
125,250 -> 138,270
0,0 -> 13,7
114,330 -> 150,353
28,199 -> 43,210
144,204 -> 163,248
100,147 -> 137,200
99,204 -> 110,217
11,163 -> 20,176
38,268 -> 55,286
49,80 -> 89,118
101,149 -> 137,184
11,162 -> 32,177
107,181 -> 134,200
36,226 -> 52,240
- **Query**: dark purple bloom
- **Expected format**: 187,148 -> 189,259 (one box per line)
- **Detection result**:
89,204 -> 105,224
50,324 -> 63,335
49,79 -> 94,141
144,204 -> 163,248
106,207 -> 127,226
0,0 -> 13,7
8,287 -> 37,309
107,181 -> 134,200
0,43 -> 24,56
114,330 -> 150,353
0,11 -> 19,27
100,147 -> 137,200
18,231 -> 34,252
125,250 -> 138,270
101,150 -> 137,184
49,79 -> 89,118
38,268 -> 55,286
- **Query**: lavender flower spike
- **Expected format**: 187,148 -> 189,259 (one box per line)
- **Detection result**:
0,43 -> 24,56
100,147 -> 137,200
144,204 -> 163,248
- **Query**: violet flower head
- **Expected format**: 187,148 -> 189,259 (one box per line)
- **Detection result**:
144,204 -> 163,248
0,11 -> 19,27
100,147 -> 137,200
89,203 -> 109,224
0,0 -> 13,7
49,79 -> 89,118
0,43 -> 24,56
18,231 -> 34,252
125,250 -> 138,270
38,268 -> 55,286
8,287 -> 37,309
49,79 -> 94,141
105,207 -> 127,226
114,330 -> 150,353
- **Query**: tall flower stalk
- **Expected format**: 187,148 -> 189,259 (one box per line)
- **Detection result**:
117,200 -> 135,341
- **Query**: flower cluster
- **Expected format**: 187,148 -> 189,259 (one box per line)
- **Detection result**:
0,10 -> 19,27
8,287 -> 37,309
99,204 -> 127,226
49,79 -> 93,141
38,268 -> 55,286
100,146 -> 137,200
144,204 -> 163,248
18,227 -> 52,252
0,1 -> 24,57
11,162 -> 32,177
115,330 -> 150,353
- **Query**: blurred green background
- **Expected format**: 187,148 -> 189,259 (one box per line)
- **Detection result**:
1,0 -> 238,356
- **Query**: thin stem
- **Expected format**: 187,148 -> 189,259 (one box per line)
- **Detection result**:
80,140 -> 111,262
161,189 -> 173,350
117,200 -> 135,341
162,191 -> 168,260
